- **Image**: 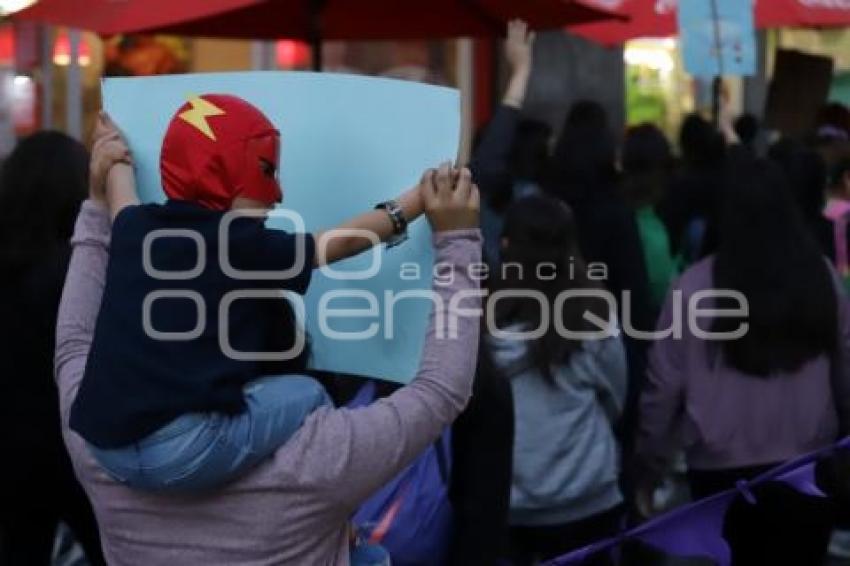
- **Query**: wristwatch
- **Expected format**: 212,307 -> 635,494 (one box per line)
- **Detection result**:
375,199 -> 409,248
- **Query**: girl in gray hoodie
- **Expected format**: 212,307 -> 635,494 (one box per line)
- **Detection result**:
484,195 -> 627,565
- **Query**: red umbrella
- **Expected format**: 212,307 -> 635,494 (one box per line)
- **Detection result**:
759,0 -> 850,28
570,0 -> 674,45
571,0 -> 850,46
132,0 -> 622,41
14,0 -> 257,37
16,0 -> 625,68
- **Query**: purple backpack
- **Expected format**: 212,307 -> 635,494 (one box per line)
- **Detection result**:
349,381 -> 454,566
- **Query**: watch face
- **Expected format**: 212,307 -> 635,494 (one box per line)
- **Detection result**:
387,201 -> 408,231
379,201 -> 405,235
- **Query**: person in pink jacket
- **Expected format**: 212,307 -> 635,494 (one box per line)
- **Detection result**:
55,114 -> 482,564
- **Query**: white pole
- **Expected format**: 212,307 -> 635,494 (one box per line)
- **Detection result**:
40,24 -> 53,129
67,29 -> 82,139
457,38 -> 474,165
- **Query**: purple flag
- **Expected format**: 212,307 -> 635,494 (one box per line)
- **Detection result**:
546,437 -> 850,566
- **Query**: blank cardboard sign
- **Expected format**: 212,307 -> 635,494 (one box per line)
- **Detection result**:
102,71 -> 460,384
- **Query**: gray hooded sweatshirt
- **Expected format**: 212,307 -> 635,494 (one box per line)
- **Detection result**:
488,329 -> 627,526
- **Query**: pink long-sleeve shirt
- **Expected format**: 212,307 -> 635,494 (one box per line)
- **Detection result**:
637,256 -> 850,475
55,200 -> 482,565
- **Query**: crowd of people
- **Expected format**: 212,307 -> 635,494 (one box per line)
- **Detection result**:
3,18 -> 850,566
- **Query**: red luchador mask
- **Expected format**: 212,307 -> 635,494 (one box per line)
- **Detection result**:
160,94 -> 282,210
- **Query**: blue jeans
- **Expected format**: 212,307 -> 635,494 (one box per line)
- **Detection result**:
89,374 -> 330,492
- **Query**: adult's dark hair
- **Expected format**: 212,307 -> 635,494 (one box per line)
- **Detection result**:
768,139 -> 828,219
734,114 -> 760,148
566,99 -> 609,130
679,113 -> 725,168
490,195 -> 610,384
713,154 -> 837,376
621,123 -> 673,207
547,100 -> 618,202
0,131 -> 89,271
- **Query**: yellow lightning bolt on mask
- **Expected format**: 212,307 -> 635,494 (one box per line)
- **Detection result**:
179,95 -> 226,141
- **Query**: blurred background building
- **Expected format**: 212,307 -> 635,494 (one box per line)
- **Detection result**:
1,9 -> 850,157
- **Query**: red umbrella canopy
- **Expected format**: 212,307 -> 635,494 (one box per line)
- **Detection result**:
570,0 -> 674,45
16,0 -> 623,40
14,0 -> 255,36
759,0 -> 850,28
571,0 -> 850,46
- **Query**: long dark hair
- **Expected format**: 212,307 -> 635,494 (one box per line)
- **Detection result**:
713,153 -> 837,375
621,123 -> 673,207
489,195 -> 611,384
0,131 -> 88,272
679,113 -> 725,170
546,100 -> 618,204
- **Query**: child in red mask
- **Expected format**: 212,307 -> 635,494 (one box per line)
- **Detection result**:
71,96 -> 435,492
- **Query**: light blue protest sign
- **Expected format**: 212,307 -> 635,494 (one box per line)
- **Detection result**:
103,71 -> 460,383
678,0 -> 756,77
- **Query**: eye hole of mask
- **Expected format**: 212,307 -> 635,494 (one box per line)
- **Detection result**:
259,157 -> 277,179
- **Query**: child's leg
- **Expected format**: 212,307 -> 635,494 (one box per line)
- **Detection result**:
159,374 -> 330,490
89,412 -> 212,489
90,374 -> 329,492
221,373 -> 331,466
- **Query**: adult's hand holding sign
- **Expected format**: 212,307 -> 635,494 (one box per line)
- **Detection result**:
102,71 -> 460,383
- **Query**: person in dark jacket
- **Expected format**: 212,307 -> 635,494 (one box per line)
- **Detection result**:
470,19 -> 547,267
447,354 -> 514,565
545,100 -> 654,335
446,19 -> 534,564
0,132 -> 105,565
658,113 -> 727,265
544,100 -> 653,505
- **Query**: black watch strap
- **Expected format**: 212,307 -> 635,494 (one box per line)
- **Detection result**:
375,199 -> 409,248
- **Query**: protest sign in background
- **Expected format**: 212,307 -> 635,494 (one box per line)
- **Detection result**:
677,0 -> 756,78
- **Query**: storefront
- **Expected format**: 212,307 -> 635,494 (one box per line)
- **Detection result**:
5,20 -> 850,154
1,22 -> 463,155
624,36 -> 746,139
623,27 -> 850,140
